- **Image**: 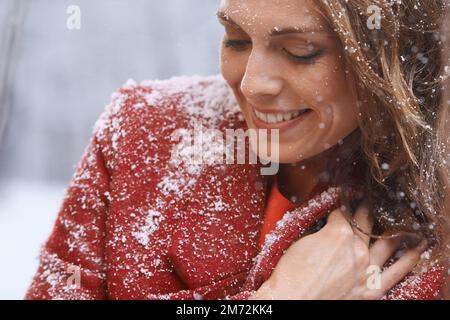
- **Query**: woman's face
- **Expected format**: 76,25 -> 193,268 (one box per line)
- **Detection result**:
218,0 -> 360,164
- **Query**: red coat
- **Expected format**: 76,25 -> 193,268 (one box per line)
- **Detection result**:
25,75 -> 445,300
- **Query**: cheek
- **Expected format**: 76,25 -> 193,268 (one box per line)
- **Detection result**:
320,71 -> 360,143
310,56 -> 359,124
287,56 -> 359,153
325,101 -> 359,143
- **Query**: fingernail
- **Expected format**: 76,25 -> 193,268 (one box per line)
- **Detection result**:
417,239 -> 428,251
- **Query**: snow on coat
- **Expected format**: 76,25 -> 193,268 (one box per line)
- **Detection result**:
25,75 -> 445,300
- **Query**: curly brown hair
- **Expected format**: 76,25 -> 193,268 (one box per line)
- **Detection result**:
315,0 -> 450,271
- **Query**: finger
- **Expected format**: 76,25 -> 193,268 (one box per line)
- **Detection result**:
377,240 -> 428,297
352,202 -> 374,246
326,208 -> 349,226
323,208 -> 355,239
369,232 -> 404,267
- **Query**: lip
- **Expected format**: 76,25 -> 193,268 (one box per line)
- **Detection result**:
250,106 -> 313,131
252,105 -> 306,114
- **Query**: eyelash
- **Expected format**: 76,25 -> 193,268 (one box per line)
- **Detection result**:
223,39 -> 322,64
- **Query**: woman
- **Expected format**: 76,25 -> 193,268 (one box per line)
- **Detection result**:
26,0 -> 449,299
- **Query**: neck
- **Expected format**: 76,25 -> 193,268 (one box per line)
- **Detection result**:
277,130 -> 361,204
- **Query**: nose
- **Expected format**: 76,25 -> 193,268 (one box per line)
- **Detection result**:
240,51 -> 283,101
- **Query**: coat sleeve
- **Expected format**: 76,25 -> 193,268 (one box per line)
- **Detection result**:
223,291 -> 256,300
25,132 -> 110,300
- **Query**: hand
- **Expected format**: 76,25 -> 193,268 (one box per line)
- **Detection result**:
250,203 -> 428,300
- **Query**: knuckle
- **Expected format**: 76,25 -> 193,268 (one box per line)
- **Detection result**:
337,224 -> 353,237
327,218 -> 351,235
356,245 -> 370,260
355,247 -> 370,266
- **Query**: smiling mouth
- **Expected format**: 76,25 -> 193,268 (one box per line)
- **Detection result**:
253,108 -> 312,124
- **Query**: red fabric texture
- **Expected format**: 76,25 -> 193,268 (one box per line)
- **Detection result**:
25,75 -> 445,300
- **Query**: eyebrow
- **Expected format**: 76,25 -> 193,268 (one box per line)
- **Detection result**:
216,10 -> 327,36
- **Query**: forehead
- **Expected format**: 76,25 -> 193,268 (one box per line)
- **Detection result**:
218,0 -> 328,31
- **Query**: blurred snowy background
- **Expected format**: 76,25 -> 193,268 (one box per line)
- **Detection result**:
0,0 -> 222,299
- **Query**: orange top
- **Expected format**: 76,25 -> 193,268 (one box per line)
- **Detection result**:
258,176 -> 297,249
258,176 -> 328,249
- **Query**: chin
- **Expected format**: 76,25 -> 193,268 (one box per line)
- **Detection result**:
250,139 -> 318,165
275,147 -> 318,164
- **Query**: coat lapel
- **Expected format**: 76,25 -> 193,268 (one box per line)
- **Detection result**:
168,161 -> 268,290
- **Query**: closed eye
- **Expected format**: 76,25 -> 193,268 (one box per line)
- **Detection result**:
223,39 -> 323,64
283,48 -> 323,64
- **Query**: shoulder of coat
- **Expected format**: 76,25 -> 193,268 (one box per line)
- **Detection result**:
93,74 -> 241,137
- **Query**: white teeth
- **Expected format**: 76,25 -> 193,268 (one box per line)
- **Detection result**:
255,111 -> 268,122
255,109 -> 308,124
276,114 -> 284,122
283,113 -> 293,121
